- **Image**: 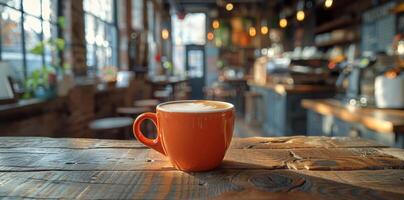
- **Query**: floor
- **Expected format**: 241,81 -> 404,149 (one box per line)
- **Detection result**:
233,117 -> 266,138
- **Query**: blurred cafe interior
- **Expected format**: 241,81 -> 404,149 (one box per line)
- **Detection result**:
0,0 -> 404,148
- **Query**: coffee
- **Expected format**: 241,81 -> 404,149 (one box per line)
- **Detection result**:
158,100 -> 232,112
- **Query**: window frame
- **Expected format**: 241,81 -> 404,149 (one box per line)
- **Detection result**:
0,0 -> 61,79
83,0 -> 119,74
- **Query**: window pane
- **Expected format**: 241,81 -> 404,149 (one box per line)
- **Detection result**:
43,21 -> 57,66
24,15 -> 42,74
0,0 -> 20,9
85,14 -> 95,44
131,0 -> 143,30
95,46 -> 106,68
172,13 -> 206,45
84,0 -> 116,72
95,19 -> 106,46
84,0 -> 113,22
23,0 -> 41,17
42,0 -> 58,22
86,44 -> 95,67
1,6 -> 24,79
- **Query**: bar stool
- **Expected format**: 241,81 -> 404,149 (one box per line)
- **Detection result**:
89,117 -> 133,139
134,99 -> 160,110
117,107 -> 150,118
116,107 -> 155,139
244,91 -> 263,127
154,90 -> 171,102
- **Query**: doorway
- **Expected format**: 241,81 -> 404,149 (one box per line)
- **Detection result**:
185,45 -> 205,99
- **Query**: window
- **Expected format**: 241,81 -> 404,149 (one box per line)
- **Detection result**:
172,13 -> 206,46
0,0 -> 59,83
131,0 -> 143,30
172,13 -> 206,76
84,0 -> 118,75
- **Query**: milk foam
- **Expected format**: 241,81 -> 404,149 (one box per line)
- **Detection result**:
159,101 -> 231,113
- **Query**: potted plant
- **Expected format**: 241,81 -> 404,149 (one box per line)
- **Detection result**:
23,67 -> 56,100
23,17 -> 74,99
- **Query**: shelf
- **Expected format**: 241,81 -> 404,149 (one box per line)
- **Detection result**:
316,37 -> 359,48
315,17 -> 359,34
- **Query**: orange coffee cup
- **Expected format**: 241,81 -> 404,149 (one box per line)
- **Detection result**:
133,100 -> 235,172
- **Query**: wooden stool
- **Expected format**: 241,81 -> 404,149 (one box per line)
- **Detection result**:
154,90 -> 171,102
116,107 -> 156,138
89,117 -> 133,140
117,107 -> 150,118
134,99 -> 160,109
245,91 -> 263,127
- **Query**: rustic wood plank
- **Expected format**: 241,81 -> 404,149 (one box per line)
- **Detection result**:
0,137 -> 145,149
1,146 -> 403,172
0,136 -> 404,199
287,148 -> 404,170
230,136 -> 386,149
0,136 -> 385,150
0,170 -> 403,199
378,148 -> 404,160
0,148 -> 289,172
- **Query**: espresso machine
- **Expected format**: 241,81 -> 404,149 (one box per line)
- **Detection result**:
336,52 -> 404,108
335,55 -> 378,107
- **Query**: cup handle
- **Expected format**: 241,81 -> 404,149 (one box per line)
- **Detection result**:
133,112 -> 165,155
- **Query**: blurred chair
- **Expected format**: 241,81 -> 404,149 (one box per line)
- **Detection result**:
89,117 -> 133,139
154,89 -> 171,102
134,99 -> 160,110
117,107 -> 150,118
244,91 -> 263,127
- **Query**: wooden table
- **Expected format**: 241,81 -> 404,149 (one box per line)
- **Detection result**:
1,136 -> 404,199
146,76 -> 188,100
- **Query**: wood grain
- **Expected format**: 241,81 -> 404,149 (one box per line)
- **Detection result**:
230,136 -> 386,149
0,136 -> 404,199
0,170 -> 403,199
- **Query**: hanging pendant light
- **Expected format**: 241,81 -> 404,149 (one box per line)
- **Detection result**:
296,0 -> 305,21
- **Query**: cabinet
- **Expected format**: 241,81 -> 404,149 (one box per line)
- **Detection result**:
250,85 -> 334,136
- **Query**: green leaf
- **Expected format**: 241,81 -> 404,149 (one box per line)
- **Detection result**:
63,63 -> 71,70
57,16 -> 66,29
55,38 -> 65,51
30,42 -> 45,55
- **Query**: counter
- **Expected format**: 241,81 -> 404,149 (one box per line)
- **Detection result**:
248,82 -> 335,135
303,99 -> 404,147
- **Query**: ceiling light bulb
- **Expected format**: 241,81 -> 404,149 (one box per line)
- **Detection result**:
296,10 -> 305,21
161,29 -> 169,40
325,0 -> 333,8
249,27 -> 256,37
261,26 -> 269,34
207,32 -> 214,41
279,18 -> 287,28
212,20 -> 220,29
225,3 -> 234,11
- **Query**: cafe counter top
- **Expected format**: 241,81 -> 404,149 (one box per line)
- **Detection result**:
248,81 -> 335,95
302,99 -> 404,134
0,136 -> 403,199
